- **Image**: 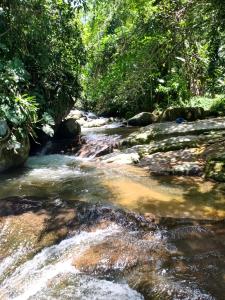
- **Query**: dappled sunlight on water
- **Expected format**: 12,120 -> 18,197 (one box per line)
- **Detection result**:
0,154 -> 225,219
100,164 -> 225,219
0,122 -> 225,299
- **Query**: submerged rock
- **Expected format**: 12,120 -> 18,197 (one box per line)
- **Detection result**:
73,233 -> 159,275
128,112 -> 158,126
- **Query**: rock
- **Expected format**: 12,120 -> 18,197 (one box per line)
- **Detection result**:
123,117 -> 225,146
100,150 -> 140,164
127,112 -> 158,126
0,131 -> 30,173
73,235 -> 152,275
77,134 -> 120,158
205,154 -> 225,182
87,112 -> 98,119
77,143 -> 114,158
139,148 -> 205,176
55,118 -> 81,140
0,120 -> 9,138
78,118 -> 110,128
131,132 -> 225,157
66,109 -> 85,120
160,107 -> 205,122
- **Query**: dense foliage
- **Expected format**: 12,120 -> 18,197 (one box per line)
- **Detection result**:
1,0 -> 225,140
0,0 -> 85,140
82,0 -> 225,117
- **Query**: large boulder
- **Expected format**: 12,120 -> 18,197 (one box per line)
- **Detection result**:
0,129 -> 30,173
55,118 -> 81,140
123,117 -> 225,146
160,107 -> 205,122
127,112 -> 158,126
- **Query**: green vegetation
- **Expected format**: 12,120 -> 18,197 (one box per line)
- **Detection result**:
1,0 -> 225,151
178,95 -> 225,114
82,0 -> 225,117
0,0 -> 85,146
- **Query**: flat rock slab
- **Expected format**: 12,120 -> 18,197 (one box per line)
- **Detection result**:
139,148 -> 205,176
132,131 -> 225,156
123,117 -> 225,146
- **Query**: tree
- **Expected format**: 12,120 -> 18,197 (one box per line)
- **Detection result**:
81,0 -> 225,116
0,0 -> 85,135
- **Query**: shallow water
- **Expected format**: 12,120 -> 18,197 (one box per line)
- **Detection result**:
0,124 -> 225,299
0,152 -> 225,219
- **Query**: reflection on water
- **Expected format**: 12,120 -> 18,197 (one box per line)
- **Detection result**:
102,171 -> 225,219
0,154 -> 225,219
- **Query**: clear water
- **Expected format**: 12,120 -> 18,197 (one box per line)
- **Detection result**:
0,124 -> 225,299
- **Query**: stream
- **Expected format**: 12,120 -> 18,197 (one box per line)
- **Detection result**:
0,123 -> 225,299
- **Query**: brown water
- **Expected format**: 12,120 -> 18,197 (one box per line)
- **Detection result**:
0,124 -> 225,299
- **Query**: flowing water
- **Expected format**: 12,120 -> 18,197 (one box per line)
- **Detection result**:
0,123 -> 225,299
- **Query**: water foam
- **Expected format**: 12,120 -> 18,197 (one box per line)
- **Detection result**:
0,225 -> 130,299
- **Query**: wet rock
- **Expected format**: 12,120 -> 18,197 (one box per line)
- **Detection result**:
128,112 -> 158,127
55,118 -> 81,140
0,131 -> 30,173
76,134 -> 120,158
87,112 -> 98,119
100,150 -> 140,164
160,107 -> 205,122
73,234 -> 153,275
78,117 -> 110,128
1,196 -> 225,300
77,141 -> 114,158
75,202 -> 156,232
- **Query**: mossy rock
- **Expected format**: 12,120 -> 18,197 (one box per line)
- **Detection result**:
160,107 -> 205,122
0,131 -> 30,173
205,154 -> 225,182
127,112 -> 158,126
55,118 -> 81,139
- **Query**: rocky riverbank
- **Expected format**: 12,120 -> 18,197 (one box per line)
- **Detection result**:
97,117 -> 225,182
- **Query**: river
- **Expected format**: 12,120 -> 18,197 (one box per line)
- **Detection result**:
0,123 -> 224,299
